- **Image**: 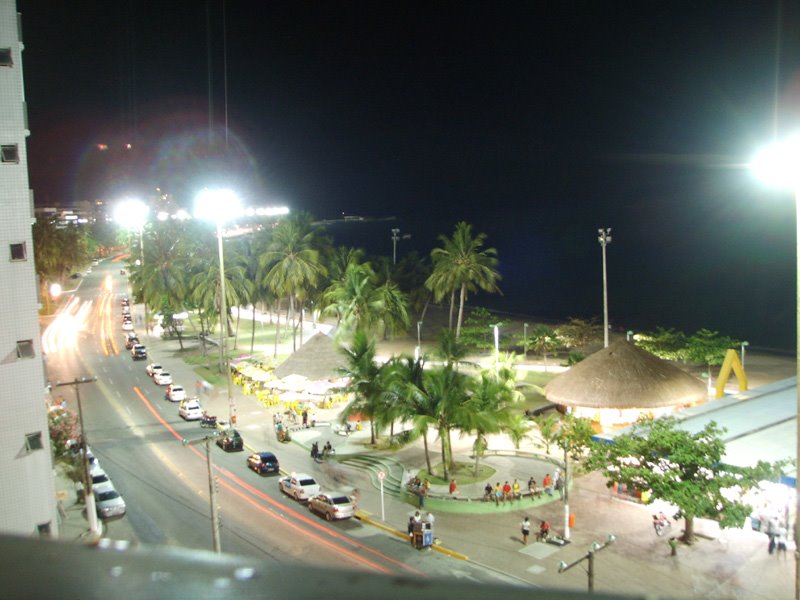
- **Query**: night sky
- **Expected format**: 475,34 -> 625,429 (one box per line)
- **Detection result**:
16,1 -> 800,350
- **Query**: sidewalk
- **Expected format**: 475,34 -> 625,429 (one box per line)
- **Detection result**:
124,313 -> 798,598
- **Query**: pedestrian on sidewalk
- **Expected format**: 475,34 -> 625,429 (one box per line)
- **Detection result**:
449,479 -> 458,497
502,481 -> 512,503
494,482 -> 502,506
555,477 -> 564,499
521,516 -> 531,545
302,409 -> 308,427
543,473 -> 553,496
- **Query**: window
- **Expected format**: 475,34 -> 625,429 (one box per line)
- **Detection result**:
16,339 -> 35,359
10,242 -> 25,261
25,432 -> 43,452
0,48 -> 11,66
1,144 -> 19,163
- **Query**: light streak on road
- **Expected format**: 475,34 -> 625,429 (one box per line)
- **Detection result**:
131,385 -> 425,577
42,296 -> 92,354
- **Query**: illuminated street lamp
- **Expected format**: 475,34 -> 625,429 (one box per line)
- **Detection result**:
598,228 -> 612,348
194,188 -> 243,426
750,136 -> 800,600
114,199 -> 150,333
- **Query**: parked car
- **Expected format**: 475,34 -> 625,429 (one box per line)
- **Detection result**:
178,398 -> 203,421
122,321 -> 134,331
153,371 -> 173,385
165,385 -> 186,402
216,429 -> 243,452
120,269 -> 126,276
122,305 -> 131,315
130,344 -> 147,360
246,451 -> 280,475
278,473 -> 320,502
307,492 -> 356,521
121,297 -> 130,307
145,363 -> 163,377
125,336 -> 140,350
94,486 -> 127,518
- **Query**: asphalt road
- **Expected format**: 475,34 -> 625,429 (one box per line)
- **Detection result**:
46,260 -> 521,586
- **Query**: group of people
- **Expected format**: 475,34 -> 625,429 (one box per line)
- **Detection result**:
767,516 -> 788,557
406,476 -> 431,507
479,471 -> 562,504
519,516 -> 550,545
310,440 -> 334,461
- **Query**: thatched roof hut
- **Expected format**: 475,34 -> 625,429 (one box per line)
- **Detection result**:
274,332 -> 346,380
544,340 -> 707,410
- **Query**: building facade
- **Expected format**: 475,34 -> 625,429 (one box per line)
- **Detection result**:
0,1 -> 57,536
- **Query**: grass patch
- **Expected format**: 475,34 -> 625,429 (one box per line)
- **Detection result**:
417,462 -> 495,485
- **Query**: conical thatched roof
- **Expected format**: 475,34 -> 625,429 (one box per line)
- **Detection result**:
544,340 -> 707,409
274,332 -> 346,380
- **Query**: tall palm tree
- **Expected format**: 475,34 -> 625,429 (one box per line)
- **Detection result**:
426,222 -> 501,338
421,365 -> 470,480
259,213 -> 325,353
322,261 -> 384,338
336,331 -> 386,445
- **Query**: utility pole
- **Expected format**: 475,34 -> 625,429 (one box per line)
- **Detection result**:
597,228 -> 612,348
183,435 -> 222,553
51,377 -> 100,537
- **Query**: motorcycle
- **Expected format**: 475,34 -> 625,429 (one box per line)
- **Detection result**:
653,513 -> 671,536
200,413 -> 218,428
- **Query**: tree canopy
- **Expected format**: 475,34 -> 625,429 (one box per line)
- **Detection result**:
588,416 -> 781,542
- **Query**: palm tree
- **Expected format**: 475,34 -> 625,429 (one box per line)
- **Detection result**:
322,261 -> 384,339
422,366 -> 470,480
137,225 -> 188,327
259,213 -> 325,353
426,222 -> 501,338
461,370 -> 524,476
336,330 -> 386,445
434,328 -> 473,370
384,355 -> 441,473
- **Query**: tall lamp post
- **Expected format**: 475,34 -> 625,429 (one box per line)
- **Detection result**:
751,136 -> 800,600
195,188 -> 242,426
598,228 -> 612,348
114,199 -> 150,334
182,434 -> 221,552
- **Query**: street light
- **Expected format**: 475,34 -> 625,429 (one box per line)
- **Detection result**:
741,340 -> 749,371
114,199 -> 150,334
559,533 -> 615,593
750,136 -> 800,600
390,228 -> 411,264
597,228 -> 612,348
194,188 -> 243,426
493,324 -> 500,375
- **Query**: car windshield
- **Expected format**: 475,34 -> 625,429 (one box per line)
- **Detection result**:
299,478 -> 316,486
92,474 -> 110,484
331,496 -> 351,505
172,386 -> 183,392
96,490 -> 120,501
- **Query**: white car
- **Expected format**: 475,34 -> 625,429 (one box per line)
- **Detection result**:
153,371 -> 173,386
178,398 -> 203,420
278,473 -> 320,502
94,486 -> 127,518
122,321 -> 134,331
145,363 -> 163,377
166,385 -> 186,402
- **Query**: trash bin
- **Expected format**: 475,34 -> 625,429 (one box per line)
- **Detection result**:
569,512 -> 575,528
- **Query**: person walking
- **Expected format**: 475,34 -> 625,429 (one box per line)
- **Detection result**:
449,479 -> 458,497
521,516 -> 531,545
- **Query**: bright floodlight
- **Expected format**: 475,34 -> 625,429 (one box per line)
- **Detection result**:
194,188 -> 243,224
113,198 -> 149,230
751,135 -> 800,189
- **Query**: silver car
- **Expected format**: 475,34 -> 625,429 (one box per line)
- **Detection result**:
307,492 -> 355,521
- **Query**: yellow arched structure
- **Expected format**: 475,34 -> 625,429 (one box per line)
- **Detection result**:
715,348 -> 748,399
